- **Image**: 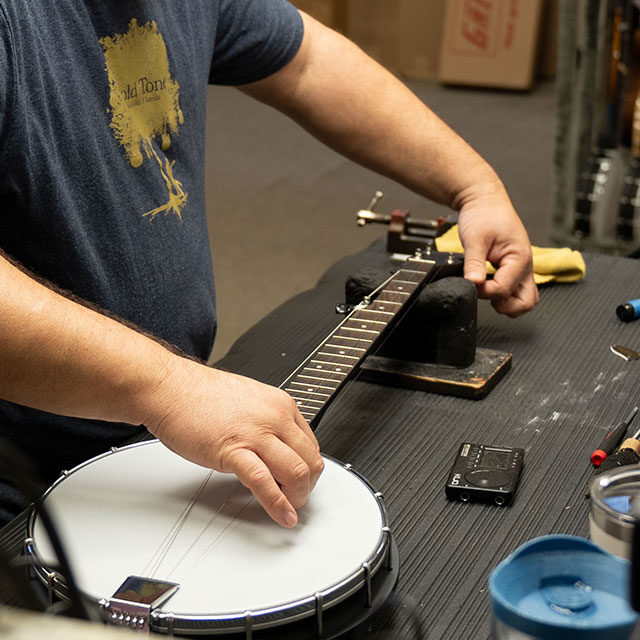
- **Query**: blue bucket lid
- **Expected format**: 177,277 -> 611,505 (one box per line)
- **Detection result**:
489,535 -> 637,640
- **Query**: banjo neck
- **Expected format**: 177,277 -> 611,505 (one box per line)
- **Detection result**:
279,253 -> 454,428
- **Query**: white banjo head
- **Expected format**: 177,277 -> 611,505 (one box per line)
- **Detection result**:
28,441 -> 391,633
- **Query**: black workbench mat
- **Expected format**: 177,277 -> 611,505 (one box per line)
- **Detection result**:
217,240 -> 640,639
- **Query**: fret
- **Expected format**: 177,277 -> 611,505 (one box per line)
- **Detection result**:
352,308 -> 394,318
305,359 -> 353,370
302,363 -> 350,373
330,335 -> 373,348
292,397 -> 325,406
405,260 -> 435,273
299,373 -> 346,384
375,292 -> 407,304
370,298 -> 402,306
289,393 -> 326,403
317,351 -> 359,361
333,335 -> 375,348
400,267 -> 426,275
390,273 -> 421,283
299,411 -> 317,419
324,343 -> 367,353
308,359 -> 351,371
312,352 -> 362,368
391,269 -> 424,284
285,387 -> 332,399
385,284 -> 413,294
334,327 -> 376,336
344,318 -> 387,328
289,381 -> 338,392
296,367 -> 352,384
300,362 -> 350,382
340,326 -> 381,336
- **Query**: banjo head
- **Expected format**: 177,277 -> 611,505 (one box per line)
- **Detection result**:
27,440 -> 396,636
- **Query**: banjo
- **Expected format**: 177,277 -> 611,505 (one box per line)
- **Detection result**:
25,250 -> 460,638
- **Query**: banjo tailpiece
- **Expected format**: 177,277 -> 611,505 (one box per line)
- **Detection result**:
103,575 -> 179,633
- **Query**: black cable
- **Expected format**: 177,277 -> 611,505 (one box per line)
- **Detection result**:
0,437 -> 93,621
0,544 -> 46,611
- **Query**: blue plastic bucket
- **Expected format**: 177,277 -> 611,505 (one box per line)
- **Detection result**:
489,535 -> 637,639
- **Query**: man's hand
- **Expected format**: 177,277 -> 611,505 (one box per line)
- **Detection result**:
455,181 -> 539,317
144,357 -> 324,529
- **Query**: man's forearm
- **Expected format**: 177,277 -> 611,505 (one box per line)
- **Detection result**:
242,11 -> 538,317
242,11 -> 500,210
0,253 -> 170,425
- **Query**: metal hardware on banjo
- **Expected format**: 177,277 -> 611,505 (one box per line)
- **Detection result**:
26,252 -> 460,637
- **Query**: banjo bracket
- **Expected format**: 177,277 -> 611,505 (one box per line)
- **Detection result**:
104,575 -> 179,634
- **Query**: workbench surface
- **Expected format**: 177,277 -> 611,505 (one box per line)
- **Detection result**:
1,240 -> 637,638
216,240 -> 640,639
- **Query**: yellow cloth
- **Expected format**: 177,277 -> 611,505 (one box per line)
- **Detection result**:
435,225 -> 586,285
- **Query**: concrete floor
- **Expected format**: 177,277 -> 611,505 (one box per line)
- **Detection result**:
204,79 -> 557,361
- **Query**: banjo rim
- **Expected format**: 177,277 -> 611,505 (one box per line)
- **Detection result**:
25,440 -> 396,635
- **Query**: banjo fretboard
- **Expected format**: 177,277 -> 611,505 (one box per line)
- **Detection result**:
279,257 -> 437,428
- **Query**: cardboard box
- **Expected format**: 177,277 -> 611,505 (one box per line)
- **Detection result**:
347,0 -> 400,71
346,0 -> 447,79
289,0 -> 347,32
438,0 -> 544,89
292,0 -> 553,84
396,1 -> 448,80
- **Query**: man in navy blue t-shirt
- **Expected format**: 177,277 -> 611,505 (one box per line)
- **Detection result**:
0,1 -> 538,527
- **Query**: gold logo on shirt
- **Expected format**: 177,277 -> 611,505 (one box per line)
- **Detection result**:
100,19 -> 187,220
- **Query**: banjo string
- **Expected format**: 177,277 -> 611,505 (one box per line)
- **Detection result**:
148,470 -> 213,575
176,493 -> 256,584
163,482 -> 246,580
142,470 -> 214,578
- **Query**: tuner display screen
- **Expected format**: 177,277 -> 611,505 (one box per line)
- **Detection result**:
480,448 -> 511,470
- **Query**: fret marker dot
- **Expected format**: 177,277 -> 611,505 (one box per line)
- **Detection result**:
379,306 -> 385,310
307,388 -> 313,392
336,368 -> 342,372
316,365 -> 322,369
398,286 -> 404,290
361,324 -> 367,328
339,350 -> 345,354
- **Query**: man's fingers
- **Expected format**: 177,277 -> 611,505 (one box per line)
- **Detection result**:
280,415 -> 324,491
489,276 -> 539,317
260,436 -> 316,509
289,401 -> 320,451
483,255 -> 523,296
278,393 -> 323,489
228,448 -> 298,528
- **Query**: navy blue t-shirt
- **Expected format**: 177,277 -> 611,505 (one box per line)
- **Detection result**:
0,0 -> 303,522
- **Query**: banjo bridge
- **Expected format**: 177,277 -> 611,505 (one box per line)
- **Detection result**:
104,575 -> 179,633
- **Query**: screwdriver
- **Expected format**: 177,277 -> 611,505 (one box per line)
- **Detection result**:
591,406 -> 639,467
598,424 -> 640,474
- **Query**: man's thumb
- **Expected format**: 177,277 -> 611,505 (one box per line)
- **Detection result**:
463,250 -> 488,285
